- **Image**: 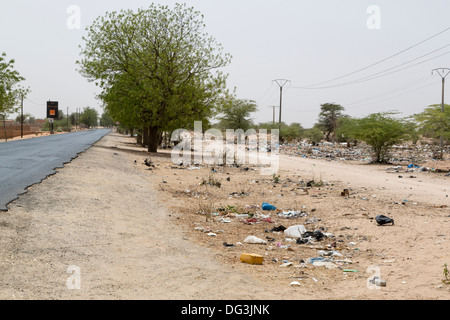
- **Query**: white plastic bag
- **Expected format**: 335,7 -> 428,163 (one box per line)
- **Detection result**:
244,236 -> 267,244
284,225 -> 306,238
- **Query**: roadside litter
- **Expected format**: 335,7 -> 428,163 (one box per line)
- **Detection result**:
375,215 -> 395,226
278,210 -> 309,219
244,235 -> 267,244
240,253 -> 264,265
369,276 -> 387,287
262,202 -> 277,211
284,225 -> 306,238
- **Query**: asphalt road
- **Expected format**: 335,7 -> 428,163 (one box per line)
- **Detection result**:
0,129 -> 111,211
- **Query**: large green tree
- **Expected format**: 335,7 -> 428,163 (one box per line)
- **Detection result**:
77,3 -> 231,152
0,52 -> 29,116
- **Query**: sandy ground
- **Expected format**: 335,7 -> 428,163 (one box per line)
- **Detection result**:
0,132 -> 449,300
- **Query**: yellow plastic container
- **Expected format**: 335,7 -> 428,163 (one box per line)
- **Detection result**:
240,253 -> 264,265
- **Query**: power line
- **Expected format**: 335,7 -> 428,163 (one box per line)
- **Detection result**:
344,75 -> 434,107
26,98 -> 45,106
292,48 -> 450,90
284,75 -> 436,113
344,81 -> 437,110
294,26 -> 450,89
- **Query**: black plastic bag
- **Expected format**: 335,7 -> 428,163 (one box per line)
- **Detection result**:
376,215 -> 394,226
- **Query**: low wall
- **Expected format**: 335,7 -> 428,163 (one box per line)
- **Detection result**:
0,124 -> 42,139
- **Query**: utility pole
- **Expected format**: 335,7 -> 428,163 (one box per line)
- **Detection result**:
20,95 -> 23,138
432,68 -> 450,158
1,114 -> 6,142
272,79 -> 290,129
269,106 -> 279,126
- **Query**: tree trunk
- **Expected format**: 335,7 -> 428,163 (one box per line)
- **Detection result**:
143,126 -> 149,147
148,126 -> 159,153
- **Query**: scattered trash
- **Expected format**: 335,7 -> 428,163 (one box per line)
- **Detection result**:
144,158 -> 154,168
302,230 -> 325,241
284,225 -> 307,238
306,257 -> 324,264
343,269 -> 359,273
341,189 -> 350,197
369,276 -> 387,287
244,236 -> 267,244
270,225 -> 287,232
278,210 -> 308,219
240,253 -> 264,265
312,261 -> 338,269
280,262 -> 293,267
296,238 -> 309,244
375,215 -> 395,226
290,281 -> 301,287
223,242 -> 235,247
305,217 -> 321,224
262,202 -> 277,211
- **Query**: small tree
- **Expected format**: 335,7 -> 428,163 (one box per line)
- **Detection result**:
216,98 -> 257,131
80,107 -> 98,129
100,112 -> 115,128
317,103 -> 345,142
414,104 -> 450,157
340,112 -> 408,163
280,122 -> 304,142
304,126 -> 323,145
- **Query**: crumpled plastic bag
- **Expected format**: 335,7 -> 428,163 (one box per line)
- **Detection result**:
284,225 -> 306,238
244,236 -> 267,244
262,202 -> 277,211
375,215 -> 394,226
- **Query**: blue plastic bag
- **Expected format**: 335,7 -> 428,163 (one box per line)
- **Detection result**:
261,202 -> 277,211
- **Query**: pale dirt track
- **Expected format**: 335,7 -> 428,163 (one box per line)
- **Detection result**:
0,132 -> 449,300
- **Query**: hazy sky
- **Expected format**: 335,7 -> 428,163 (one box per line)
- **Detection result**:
1,0 -> 450,128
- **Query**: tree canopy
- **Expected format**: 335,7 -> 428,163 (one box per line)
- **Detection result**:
216,98 -> 257,131
338,112 -> 409,163
413,104 -> 450,141
316,103 -> 345,142
0,52 -> 29,116
77,3 -> 231,152
80,107 -> 99,128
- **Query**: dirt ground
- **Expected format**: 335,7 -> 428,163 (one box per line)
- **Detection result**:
0,131 -> 449,300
